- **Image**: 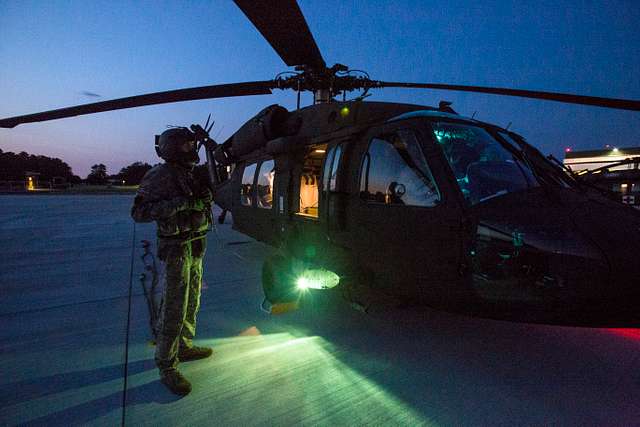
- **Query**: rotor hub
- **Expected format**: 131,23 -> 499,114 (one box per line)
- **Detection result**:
273,64 -> 375,103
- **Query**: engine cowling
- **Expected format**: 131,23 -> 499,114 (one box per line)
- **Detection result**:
230,104 -> 289,157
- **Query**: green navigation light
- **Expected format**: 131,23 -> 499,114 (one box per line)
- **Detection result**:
340,106 -> 350,118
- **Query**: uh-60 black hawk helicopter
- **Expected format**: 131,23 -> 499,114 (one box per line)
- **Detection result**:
2,0 -> 640,327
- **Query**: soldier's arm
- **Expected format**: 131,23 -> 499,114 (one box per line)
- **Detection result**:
131,167 -> 190,223
131,193 -> 193,223
130,167 -> 210,223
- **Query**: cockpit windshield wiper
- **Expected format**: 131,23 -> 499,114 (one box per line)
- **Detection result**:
518,145 -> 551,188
547,154 -> 574,175
513,138 -> 576,190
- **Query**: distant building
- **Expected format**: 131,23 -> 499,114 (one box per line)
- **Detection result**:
564,147 -> 640,172
106,177 -> 126,186
564,147 -> 640,208
24,171 -> 40,191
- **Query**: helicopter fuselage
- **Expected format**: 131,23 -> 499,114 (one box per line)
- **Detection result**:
212,100 -> 640,326
2,0 -> 638,328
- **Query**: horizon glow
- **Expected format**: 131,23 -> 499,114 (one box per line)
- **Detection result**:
1,0 -> 638,177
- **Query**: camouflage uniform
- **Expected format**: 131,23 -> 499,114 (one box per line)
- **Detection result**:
131,162 -> 212,373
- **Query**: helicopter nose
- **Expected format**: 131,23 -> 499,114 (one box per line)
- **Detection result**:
570,199 -> 640,304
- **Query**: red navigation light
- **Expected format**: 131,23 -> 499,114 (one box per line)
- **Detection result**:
606,328 -> 640,340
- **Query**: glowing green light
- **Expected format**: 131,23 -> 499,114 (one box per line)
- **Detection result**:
340,106 -> 350,118
295,269 -> 340,290
297,277 -> 311,290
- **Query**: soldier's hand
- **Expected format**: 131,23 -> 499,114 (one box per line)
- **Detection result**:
188,190 -> 212,211
199,188 -> 213,206
188,198 -> 206,211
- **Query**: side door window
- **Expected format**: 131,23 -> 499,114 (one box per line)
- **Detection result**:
360,130 -> 440,207
329,145 -> 342,191
322,144 -> 343,193
240,162 -> 257,206
256,159 -> 275,209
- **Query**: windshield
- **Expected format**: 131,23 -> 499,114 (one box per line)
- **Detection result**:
431,122 -> 538,204
499,131 -> 578,189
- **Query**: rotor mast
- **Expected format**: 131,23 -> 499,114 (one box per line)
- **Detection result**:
313,89 -> 332,104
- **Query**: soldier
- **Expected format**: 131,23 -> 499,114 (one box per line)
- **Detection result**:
131,127 -> 213,396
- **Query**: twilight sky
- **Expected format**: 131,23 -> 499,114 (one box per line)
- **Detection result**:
1,0 -> 639,178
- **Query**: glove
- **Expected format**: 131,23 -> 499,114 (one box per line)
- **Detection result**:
199,188 -> 213,205
188,188 -> 213,211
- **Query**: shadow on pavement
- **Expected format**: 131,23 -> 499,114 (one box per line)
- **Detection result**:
0,359 -> 155,408
16,380 -> 183,426
11,370 -> 184,426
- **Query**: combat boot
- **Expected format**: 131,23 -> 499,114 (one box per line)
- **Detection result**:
160,369 -> 191,396
178,345 -> 213,362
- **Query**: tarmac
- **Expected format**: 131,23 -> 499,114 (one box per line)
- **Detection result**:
1,194 -> 640,426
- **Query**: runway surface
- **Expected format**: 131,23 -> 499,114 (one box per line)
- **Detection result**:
1,195 -> 639,426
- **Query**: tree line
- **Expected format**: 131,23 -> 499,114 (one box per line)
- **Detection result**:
0,149 -> 81,183
0,149 -> 154,185
86,161 -> 154,185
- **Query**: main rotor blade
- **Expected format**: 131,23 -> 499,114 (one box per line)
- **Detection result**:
374,81 -> 640,111
234,0 -> 325,69
0,81 -> 274,128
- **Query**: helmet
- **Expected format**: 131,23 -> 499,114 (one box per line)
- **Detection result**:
155,127 -> 199,167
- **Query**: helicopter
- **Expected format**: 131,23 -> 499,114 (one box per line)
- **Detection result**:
2,0 -> 640,327
569,156 -> 640,209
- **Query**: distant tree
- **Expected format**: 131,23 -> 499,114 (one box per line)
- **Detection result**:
116,162 -> 152,185
0,149 -> 76,182
86,164 -> 108,185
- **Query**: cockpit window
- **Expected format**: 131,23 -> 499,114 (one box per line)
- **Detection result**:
360,130 -> 440,207
432,122 -> 538,204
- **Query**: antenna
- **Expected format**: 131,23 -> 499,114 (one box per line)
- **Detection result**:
505,122 -> 512,130
471,111 -> 477,119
